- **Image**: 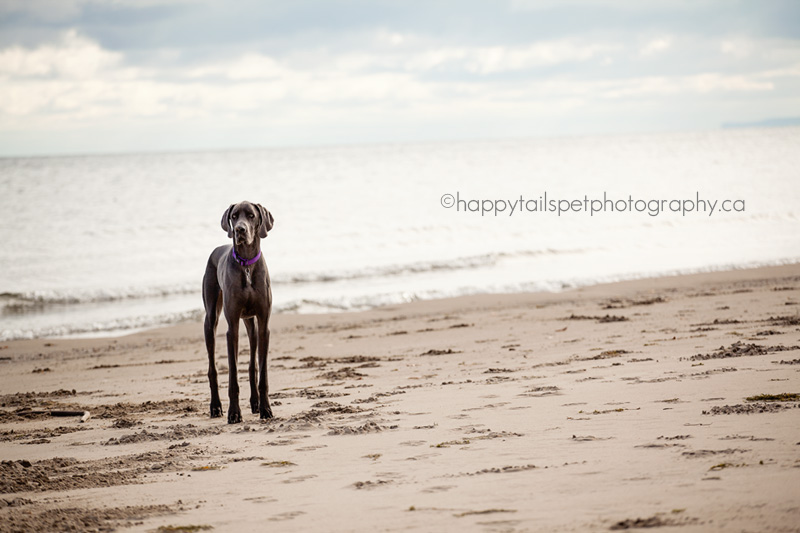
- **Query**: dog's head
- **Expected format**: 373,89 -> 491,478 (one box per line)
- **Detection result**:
221,201 -> 274,245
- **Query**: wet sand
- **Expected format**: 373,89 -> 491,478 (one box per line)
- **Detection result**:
1,264 -> 799,532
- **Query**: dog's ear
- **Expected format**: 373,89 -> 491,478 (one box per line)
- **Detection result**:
220,204 -> 235,238
257,204 -> 274,238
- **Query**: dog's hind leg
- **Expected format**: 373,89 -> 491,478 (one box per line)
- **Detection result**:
202,266 -> 224,418
244,317 -> 258,414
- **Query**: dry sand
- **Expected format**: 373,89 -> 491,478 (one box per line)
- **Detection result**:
1,264 -> 799,532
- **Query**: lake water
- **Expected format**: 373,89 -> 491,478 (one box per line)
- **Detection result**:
1,127 -> 798,340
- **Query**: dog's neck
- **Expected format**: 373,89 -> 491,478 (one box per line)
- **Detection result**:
232,238 -> 261,266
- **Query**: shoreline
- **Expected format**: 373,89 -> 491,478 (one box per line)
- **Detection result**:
1,263 -> 799,531
5,261 -> 800,348
4,258 -> 799,343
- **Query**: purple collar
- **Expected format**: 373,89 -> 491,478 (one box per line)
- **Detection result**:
232,248 -> 261,267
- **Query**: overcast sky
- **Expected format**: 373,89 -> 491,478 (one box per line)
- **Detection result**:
1,0 -> 798,156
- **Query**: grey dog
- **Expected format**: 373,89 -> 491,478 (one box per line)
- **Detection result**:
202,201 -> 275,423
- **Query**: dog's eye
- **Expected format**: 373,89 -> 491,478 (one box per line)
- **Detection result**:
248,213 -> 255,219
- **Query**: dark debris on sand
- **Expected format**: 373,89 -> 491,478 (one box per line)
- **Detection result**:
689,341 -> 800,361
352,479 -> 393,490
602,296 -> 667,309
327,421 -> 397,435
293,355 -> 381,370
681,448 -> 748,458
463,464 -> 537,476
702,403 -> 798,415
317,367 -> 367,381
566,314 -> 629,323
766,315 -> 800,327
420,349 -> 461,356
745,393 -> 799,402
610,514 -> 698,530
579,349 -> 631,361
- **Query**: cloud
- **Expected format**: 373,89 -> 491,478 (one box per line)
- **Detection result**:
0,30 -> 152,118
720,38 -> 754,58
0,29 -> 122,79
403,40 -> 617,74
0,4 -> 799,155
597,73 -> 773,99
639,37 -> 672,57
187,53 -> 291,81
1,29 -> 781,121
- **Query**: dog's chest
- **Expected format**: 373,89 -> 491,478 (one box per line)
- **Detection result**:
238,286 -> 267,317
238,271 -> 268,311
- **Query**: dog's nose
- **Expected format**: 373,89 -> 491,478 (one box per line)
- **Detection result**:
235,226 -> 246,234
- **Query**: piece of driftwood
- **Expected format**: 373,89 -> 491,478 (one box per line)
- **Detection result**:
16,410 -> 91,423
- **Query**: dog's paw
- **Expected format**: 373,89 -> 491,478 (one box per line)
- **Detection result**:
227,407 -> 242,424
259,404 -> 274,420
250,397 -> 259,414
210,403 -> 223,418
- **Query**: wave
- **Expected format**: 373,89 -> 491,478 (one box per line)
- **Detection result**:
3,256 -> 797,341
1,278 -> 570,341
0,284 -> 200,310
264,256 -> 800,314
0,248 -> 584,309
0,309 -> 205,342
273,248 -> 581,284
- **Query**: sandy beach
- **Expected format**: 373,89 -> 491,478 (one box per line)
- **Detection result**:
1,264 -> 799,532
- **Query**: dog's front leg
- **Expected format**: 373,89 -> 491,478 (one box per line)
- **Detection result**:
244,318 -> 259,414
226,318 -> 242,424
257,318 -> 273,419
